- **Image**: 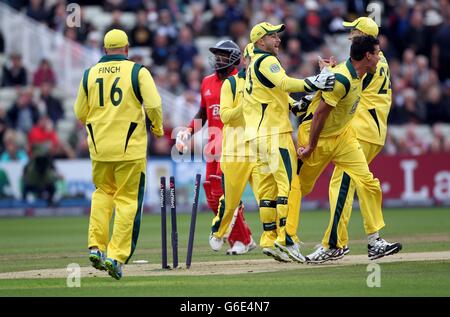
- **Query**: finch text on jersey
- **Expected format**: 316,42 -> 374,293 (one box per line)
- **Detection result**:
98,66 -> 121,74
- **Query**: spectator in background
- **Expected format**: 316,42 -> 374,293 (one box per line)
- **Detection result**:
151,33 -> 171,66
129,9 -> 153,47
85,31 -> 103,55
28,115 -> 59,157
0,117 -> 7,154
224,0 -> 246,31
6,89 -> 40,134
26,0 -> 48,24
47,0 -> 67,34
38,81 -> 64,126
187,2 -> 204,37
404,8 -> 428,56
431,12 -> 450,81
425,86 -> 444,125
175,27 -> 198,74
430,124 -> 450,153
64,27 -> 78,42
0,129 -> 28,162
301,8 -> 325,52
1,53 -> 27,87
0,30 -> 4,53
0,167 -> 13,199
33,59 -> 56,87
75,6 -> 95,43
104,9 -> 126,34
280,17 -> 301,51
157,9 -> 178,45
443,79 -> 450,122
104,0 -> 126,12
22,144 -> 60,205
167,71 -> 183,95
383,133 -> 399,155
398,124 -> 429,155
208,3 -> 228,37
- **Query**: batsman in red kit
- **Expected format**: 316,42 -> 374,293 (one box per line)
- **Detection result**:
176,40 -> 255,255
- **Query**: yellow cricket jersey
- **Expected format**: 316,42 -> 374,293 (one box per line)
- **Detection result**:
352,51 -> 391,146
220,68 -> 250,157
300,59 -> 362,138
74,54 -> 163,162
243,48 -> 309,141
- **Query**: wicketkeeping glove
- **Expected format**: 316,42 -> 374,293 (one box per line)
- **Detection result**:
304,67 -> 336,92
290,94 -> 315,117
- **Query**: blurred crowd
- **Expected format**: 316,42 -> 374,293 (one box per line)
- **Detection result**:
0,0 -> 449,161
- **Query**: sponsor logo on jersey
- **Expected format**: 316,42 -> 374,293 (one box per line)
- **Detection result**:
270,63 -> 281,73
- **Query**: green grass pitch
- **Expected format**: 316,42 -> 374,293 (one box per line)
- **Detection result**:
0,207 -> 449,296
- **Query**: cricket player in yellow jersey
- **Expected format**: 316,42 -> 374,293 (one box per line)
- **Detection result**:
277,35 -> 402,263
311,17 -> 394,261
209,51 -> 258,255
74,29 -> 163,279
243,22 -> 335,262
208,43 -> 290,261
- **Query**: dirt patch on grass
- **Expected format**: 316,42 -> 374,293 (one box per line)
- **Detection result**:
1,251 -> 449,280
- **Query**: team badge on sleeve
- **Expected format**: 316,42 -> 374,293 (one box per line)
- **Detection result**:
270,63 -> 281,73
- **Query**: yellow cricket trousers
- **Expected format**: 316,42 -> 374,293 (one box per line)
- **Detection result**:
211,158 -> 259,239
256,133 -> 300,247
88,158 -> 146,264
287,125 -> 385,246
326,139 -> 383,248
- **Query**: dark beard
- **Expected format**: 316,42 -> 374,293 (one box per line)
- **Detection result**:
216,66 -> 234,80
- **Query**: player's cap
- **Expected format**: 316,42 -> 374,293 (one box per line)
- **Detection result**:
250,22 -> 285,43
343,17 -> 379,38
104,29 -> 129,49
244,43 -> 254,58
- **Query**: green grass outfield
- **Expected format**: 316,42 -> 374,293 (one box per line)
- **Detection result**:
0,207 -> 449,296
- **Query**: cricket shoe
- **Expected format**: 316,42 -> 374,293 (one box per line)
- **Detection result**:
306,246 -> 344,264
104,258 -> 123,280
274,241 -> 306,263
89,249 -> 106,271
343,245 -> 350,255
368,238 -> 402,260
226,238 -> 257,255
262,247 -> 291,262
209,233 -> 224,251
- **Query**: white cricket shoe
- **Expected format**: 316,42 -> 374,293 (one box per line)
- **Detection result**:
306,246 -> 344,264
226,238 -> 257,255
368,238 -> 402,260
274,241 -> 306,263
262,247 -> 292,262
209,233 -> 224,251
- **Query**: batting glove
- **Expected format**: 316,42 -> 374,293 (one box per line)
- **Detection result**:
175,128 -> 192,153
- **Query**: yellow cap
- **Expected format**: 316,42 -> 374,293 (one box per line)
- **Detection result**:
244,43 -> 254,58
343,17 -> 379,38
104,29 -> 129,49
250,22 -> 285,43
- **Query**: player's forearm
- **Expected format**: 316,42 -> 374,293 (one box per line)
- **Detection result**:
188,107 -> 207,134
146,106 -> 163,133
308,101 -> 332,149
279,76 -> 307,93
74,83 -> 88,123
